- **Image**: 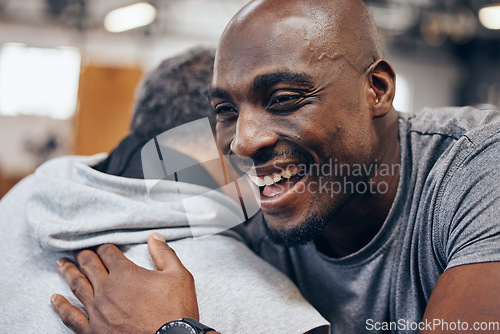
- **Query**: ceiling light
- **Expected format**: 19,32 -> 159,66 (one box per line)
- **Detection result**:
104,2 -> 157,33
479,4 -> 500,30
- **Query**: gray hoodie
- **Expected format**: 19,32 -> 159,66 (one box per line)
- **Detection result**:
0,154 -> 329,333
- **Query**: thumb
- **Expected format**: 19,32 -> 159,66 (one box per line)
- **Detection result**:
147,233 -> 184,271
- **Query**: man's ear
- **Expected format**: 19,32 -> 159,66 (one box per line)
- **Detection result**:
367,59 -> 396,118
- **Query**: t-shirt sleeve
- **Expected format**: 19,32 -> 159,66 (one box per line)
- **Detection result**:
435,133 -> 500,270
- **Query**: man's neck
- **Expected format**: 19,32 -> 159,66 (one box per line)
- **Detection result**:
315,112 -> 401,258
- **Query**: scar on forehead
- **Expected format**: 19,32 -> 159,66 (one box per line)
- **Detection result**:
315,51 -> 376,74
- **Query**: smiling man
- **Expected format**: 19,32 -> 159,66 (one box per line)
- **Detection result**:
212,0 -> 400,255
51,0 -> 500,333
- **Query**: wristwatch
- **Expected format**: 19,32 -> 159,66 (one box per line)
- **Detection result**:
155,318 -> 215,334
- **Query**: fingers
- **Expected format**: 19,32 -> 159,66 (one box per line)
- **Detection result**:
76,250 -> 108,287
50,294 -> 90,334
95,243 -> 129,272
147,233 -> 185,271
57,258 -> 93,306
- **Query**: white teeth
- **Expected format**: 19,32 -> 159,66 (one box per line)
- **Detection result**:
248,166 -> 301,187
264,176 -> 274,186
273,174 -> 282,183
248,175 -> 265,187
256,177 -> 266,187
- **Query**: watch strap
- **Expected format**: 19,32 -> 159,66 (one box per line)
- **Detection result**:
182,318 -> 215,333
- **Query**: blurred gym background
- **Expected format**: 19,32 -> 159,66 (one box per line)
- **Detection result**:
0,0 -> 499,197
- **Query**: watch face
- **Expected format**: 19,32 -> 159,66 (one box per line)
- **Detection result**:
157,320 -> 197,334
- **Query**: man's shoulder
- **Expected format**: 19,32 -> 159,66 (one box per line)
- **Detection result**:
405,106 -> 500,173
398,106 -> 500,180
404,106 -> 500,140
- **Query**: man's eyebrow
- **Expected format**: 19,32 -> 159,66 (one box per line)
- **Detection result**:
208,72 -> 314,101
208,87 -> 232,101
252,71 -> 314,91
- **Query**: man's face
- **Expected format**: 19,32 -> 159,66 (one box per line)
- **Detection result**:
211,11 -> 376,245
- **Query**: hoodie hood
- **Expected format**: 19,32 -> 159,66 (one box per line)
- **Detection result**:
26,154 -> 244,251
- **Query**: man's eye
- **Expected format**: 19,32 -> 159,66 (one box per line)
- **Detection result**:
271,95 -> 298,104
268,93 -> 302,111
214,105 -> 235,114
214,104 -> 238,121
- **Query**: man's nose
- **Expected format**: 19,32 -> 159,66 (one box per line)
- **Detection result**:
230,108 -> 278,158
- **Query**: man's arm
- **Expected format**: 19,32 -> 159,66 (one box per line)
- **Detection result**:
420,262 -> 500,334
51,233 -> 216,334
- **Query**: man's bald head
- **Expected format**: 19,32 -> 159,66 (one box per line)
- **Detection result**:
217,0 -> 383,75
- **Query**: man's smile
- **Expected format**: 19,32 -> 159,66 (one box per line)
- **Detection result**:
248,164 -> 302,197
242,158 -> 317,215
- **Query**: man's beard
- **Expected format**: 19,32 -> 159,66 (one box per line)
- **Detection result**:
262,211 -> 328,247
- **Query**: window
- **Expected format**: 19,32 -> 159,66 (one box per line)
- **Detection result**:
0,43 -> 81,119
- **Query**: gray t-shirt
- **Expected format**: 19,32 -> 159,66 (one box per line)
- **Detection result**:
242,107 -> 500,333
